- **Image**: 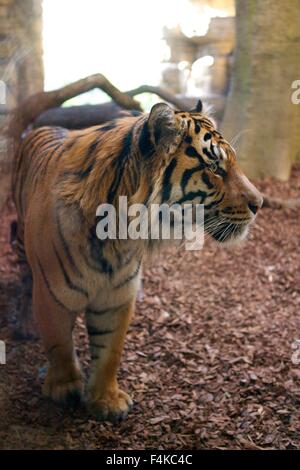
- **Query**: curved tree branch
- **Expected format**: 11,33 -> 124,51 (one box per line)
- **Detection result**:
52,74 -> 142,111
127,84 -> 191,111
31,82 -> 195,130
6,73 -> 142,142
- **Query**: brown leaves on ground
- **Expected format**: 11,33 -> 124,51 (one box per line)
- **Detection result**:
0,167 -> 300,449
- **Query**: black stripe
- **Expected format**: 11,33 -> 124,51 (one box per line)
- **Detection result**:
117,128 -> 134,165
16,130 -> 51,175
221,206 -> 235,214
24,129 -> 53,156
185,146 -> 206,168
70,137 -> 97,180
107,127 -> 134,203
138,120 -> 155,158
87,326 -> 114,336
28,131 -> 62,159
81,250 -> 103,273
41,139 -> 63,153
86,136 -> 99,156
180,167 -> 202,193
154,119 -> 163,145
33,142 -> 66,188
39,142 -> 63,178
87,308 -> 111,316
215,167 -> 227,179
76,164 -> 94,180
56,212 -> 83,278
184,135 -> 193,144
53,245 -> 89,298
143,184 -> 153,205
161,158 -> 177,203
114,260 -> 141,289
200,118 -> 213,127
202,171 -> 214,189
204,193 -> 225,210
210,142 -> 218,159
120,247 -> 139,269
63,138 -> 77,152
99,123 -> 116,131
37,257 -> 80,312
177,190 -> 207,204
185,146 -> 201,158
204,132 -> 212,141
88,228 -> 114,275
203,147 -> 214,160
203,146 -> 218,162
192,118 -> 201,134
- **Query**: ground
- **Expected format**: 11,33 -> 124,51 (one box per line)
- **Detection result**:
0,168 -> 300,450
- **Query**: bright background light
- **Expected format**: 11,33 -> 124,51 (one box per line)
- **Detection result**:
43,0 -> 225,108
43,0 -> 189,107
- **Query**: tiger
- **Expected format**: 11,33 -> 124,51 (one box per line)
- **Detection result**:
11,98 -> 263,422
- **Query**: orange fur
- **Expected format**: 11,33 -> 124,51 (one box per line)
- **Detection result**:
12,101 -> 262,422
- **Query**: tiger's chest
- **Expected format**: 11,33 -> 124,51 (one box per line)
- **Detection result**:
83,238 -> 143,306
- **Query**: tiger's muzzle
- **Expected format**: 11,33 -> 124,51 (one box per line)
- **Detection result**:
205,164 -> 263,244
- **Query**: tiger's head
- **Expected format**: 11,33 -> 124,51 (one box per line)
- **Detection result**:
144,100 -> 263,244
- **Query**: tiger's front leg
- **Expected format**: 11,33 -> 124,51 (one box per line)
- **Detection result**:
86,300 -> 134,422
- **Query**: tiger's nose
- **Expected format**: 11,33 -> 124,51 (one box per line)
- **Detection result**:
248,202 -> 259,215
246,193 -> 263,215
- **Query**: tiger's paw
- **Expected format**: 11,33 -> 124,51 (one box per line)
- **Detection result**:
87,389 -> 133,423
42,366 -> 84,406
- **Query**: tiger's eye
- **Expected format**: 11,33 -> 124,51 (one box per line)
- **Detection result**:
209,162 -> 218,173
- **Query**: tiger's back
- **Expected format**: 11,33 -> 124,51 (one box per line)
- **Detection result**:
13,127 -> 68,230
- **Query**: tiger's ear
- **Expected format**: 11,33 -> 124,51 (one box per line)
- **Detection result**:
190,99 -> 203,113
148,103 -> 186,155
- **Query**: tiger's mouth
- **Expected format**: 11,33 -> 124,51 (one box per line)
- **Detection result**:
204,214 -> 251,244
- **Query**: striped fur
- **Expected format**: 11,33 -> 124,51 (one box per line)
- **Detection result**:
12,101 -> 262,422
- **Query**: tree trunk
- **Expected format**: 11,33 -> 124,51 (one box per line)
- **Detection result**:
221,0 -> 300,181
